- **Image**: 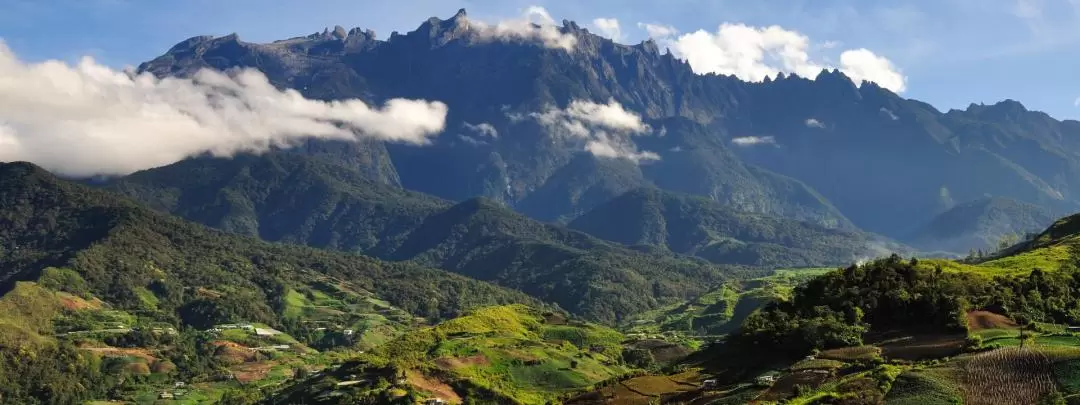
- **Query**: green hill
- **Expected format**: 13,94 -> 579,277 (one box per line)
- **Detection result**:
107,154 -> 749,324
907,196 -> 1053,254
271,305 -> 633,405
0,161 -> 541,404
568,188 -> 903,268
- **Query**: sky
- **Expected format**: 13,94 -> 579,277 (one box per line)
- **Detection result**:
2,0 -> 1080,120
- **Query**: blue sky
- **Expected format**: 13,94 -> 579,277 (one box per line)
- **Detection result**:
3,0 -> 1080,119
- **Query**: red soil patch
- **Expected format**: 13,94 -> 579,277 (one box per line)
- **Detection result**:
434,354 -> 491,369
878,334 -> 966,361
967,311 -> 1018,331
81,345 -> 157,362
211,340 -> 258,364
230,362 -> 277,383
56,292 -> 101,311
405,370 -> 463,404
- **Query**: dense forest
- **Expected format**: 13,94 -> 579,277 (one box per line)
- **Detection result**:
736,253 -> 1080,357
106,154 -> 764,323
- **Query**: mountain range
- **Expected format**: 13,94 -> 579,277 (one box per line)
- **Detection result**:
130,9 -> 1080,254
6,7 -> 1080,404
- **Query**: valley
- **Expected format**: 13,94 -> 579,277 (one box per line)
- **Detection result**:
4,3 -> 1080,405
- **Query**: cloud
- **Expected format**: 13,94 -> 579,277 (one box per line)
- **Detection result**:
463,122 -> 498,138
805,118 -> 825,128
527,99 -> 658,162
592,18 -> 623,41
839,49 -> 907,93
650,22 -> 907,92
468,6 -> 576,51
638,22 -> 678,39
731,136 -> 776,146
0,42 -> 448,177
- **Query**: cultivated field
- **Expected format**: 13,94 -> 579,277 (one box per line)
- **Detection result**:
960,347 -> 1056,405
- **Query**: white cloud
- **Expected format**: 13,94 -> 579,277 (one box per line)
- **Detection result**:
0,42 -> 448,177
650,22 -> 907,92
592,18 -> 623,41
638,22 -> 678,39
527,99 -> 658,162
839,49 -> 907,93
805,118 -> 825,128
463,122 -> 498,138
467,6 -> 576,51
731,136 -> 776,146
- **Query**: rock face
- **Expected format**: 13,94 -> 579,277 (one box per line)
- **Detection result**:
137,9 -> 1080,240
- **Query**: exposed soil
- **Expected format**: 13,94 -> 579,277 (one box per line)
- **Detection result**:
405,370 -> 463,404
57,292 -> 101,310
967,311 -> 1018,331
230,362 -> 277,383
434,354 -> 491,369
877,334 -> 966,361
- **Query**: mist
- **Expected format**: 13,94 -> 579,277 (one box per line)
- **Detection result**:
0,41 -> 448,177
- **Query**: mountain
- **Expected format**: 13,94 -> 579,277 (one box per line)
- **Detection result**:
134,11 -> 852,230
106,153 -> 754,323
568,188 -> 901,267
136,10 -> 1080,243
0,161 -> 543,403
907,196 -> 1053,254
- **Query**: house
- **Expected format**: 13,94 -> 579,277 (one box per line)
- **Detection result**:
702,379 -> 718,389
755,375 -> 778,386
159,392 -> 174,399
424,399 -> 447,405
255,327 -> 282,336
174,381 -> 186,388
343,329 -> 354,336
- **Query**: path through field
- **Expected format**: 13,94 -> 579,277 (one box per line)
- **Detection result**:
962,347 -> 1055,405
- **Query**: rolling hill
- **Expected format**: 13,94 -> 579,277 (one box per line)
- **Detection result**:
0,161 -> 542,403
568,188 -> 904,268
111,153 -> 862,323
907,196 -> 1053,254
271,305 -> 634,405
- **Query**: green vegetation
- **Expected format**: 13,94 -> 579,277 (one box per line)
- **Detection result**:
273,305 -> 635,404
0,162 -> 543,404
568,188 -> 901,268
908,196 -> 1052,254
625,268 -> 833,336
107,154 -> 749,323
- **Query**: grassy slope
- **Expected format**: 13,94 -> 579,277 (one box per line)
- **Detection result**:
625,268 -> 833,336
280,305 -> 632,404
